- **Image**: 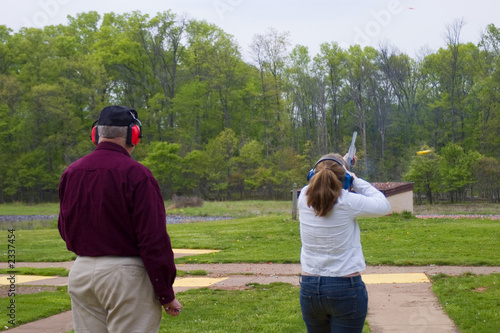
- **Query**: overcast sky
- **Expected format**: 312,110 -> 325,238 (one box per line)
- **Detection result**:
1,0 -> 499,59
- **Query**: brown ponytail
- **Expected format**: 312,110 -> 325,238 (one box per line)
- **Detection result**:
306,154 -> 347,216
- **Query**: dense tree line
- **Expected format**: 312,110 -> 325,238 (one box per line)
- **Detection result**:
0,11 -> 499,203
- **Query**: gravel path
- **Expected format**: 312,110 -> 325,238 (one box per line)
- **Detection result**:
164,215 -> 234,224
0,215 -> 57,223
2,214 -> 500,223
415,214 -> 500,220
0,215 -> 234,224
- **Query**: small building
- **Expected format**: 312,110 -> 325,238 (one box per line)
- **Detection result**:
371,182 -> 414,214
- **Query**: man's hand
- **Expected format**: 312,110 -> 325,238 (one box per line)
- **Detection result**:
164,298 -> 182,316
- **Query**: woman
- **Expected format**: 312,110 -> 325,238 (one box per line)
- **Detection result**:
298,153 -> 391,332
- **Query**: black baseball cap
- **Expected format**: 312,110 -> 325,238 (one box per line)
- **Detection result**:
98,105 -> 139,126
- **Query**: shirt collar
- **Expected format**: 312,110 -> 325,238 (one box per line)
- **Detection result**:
95,141 -> 131,157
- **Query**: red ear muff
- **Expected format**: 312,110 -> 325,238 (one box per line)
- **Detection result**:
126,111 -> 142,146
90,120 -> 99,145
129,124 -> 141,146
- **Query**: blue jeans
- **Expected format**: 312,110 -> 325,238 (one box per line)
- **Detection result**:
300,275 -> 368,333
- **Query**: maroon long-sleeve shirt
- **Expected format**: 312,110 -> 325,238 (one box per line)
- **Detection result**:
58,142 -> 177,304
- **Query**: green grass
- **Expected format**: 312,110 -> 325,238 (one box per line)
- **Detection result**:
177,269 -> 207,277
414,202 -> 500,215
0,267 -> 69,277
0,219 -> 57,231
170,214 -> 499,265
431,273 -> 500,333
1,200 -> 498,217
360,215 -> 500,266
1,200 -> 498,218
170,215 -> 300,264
0,203 -> 60,215
162,283 -> 370,333
0,286 -> 71,330
0,200 -> 292,218
1,214 -> 499,265
2,283 -> 368,333
0,229 -> 75,262
0,202 -> 498,331
162,283 -> 305,332
164,200 -> 292,217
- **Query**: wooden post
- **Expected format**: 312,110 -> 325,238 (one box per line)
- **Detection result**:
292,183 -> 298,220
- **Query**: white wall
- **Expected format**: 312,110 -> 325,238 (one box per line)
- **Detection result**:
387,191 -> 413,214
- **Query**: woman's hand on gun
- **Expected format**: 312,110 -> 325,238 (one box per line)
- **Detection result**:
343,154 -> 357,168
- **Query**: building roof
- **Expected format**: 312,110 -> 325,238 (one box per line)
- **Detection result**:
371,182 -> 414,197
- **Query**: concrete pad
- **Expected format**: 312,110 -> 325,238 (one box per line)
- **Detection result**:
4,310 -> 73,333
367,282 -> 459,333
172,248 -> 220,255
18,276 -> 68,286
209,275 -> 300,288
0,274 -> 57,285
174,277 -> 228,287
363,273 -> 430,284
173,248 -> 220,258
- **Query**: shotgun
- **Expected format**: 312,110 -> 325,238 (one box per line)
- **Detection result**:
345,131 -> 357,170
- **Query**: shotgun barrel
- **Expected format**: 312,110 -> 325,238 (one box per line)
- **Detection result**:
345,131 -> 357,170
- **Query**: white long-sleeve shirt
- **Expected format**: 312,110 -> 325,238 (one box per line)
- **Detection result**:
298,178 -> 391,277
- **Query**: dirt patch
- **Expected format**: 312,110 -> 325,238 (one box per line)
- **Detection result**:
0,285 -> 57,297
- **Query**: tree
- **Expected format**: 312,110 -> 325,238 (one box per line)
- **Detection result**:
140,142 -> 183,198
233,140 -> 264,198
480,23 -> 500,56
286,45 -> 317,149
403,147 -> 441,204
443,18 -> 466,143
344,45 -> 379,173
1,11 -> 499,203
378,44 -> 422,148
316,42 -> 347,152
103,11 -> 187,141
181,149 -> 210,197
204,128 -> 238,199
250,28 -> 290,157
476,24 -> 500,158
439,143 -> 482,201
473,156 -> 500,202
421,42 -> 479,150
0,25 -> 13,74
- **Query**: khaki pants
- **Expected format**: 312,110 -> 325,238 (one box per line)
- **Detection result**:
69,256 -> 162,333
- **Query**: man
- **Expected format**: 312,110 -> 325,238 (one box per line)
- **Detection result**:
58,105 -> 181,333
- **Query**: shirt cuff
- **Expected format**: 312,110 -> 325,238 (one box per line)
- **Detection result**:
155,286 -> 176,305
